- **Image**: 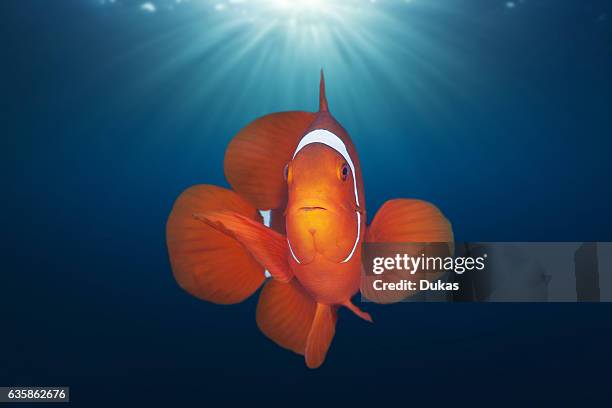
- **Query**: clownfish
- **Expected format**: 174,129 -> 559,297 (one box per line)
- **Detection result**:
166,72 -> 453,368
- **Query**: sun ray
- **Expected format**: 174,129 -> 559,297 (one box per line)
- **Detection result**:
92,0 -> 479,138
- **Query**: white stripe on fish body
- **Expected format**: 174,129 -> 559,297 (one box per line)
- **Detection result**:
290,129 -> 362,264
341,211 -> 361,263
287,238 -> 301,264
292,129 -> 360,207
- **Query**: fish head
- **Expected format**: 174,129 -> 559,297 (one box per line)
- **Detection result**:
285,136 -> 361,265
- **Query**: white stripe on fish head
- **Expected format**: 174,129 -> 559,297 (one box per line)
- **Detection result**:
289,129 -> 361,264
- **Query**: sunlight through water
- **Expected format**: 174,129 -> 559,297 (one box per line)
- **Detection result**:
92,0 -> 490,142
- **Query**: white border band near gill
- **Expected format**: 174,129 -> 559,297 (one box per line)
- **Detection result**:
288,129 -> 362,264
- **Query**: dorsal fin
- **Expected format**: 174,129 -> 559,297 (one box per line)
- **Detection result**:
319,69 -> 328,112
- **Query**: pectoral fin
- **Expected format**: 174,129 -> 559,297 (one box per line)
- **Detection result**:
195,211 -> 293,282
342,298 -> 373,323
366,199 -> 454,244
361,199 -> 454,304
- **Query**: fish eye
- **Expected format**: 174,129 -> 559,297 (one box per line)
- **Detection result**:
339,163 -> 349,182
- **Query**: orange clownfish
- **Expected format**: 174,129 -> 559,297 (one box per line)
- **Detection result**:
166,72 -> 453,368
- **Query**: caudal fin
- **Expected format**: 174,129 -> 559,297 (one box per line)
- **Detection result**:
166,185 -> 265,304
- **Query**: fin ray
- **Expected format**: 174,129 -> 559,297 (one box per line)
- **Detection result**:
194,211 -> 293,282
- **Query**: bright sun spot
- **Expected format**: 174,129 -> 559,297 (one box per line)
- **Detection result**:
273,0 -> 325,12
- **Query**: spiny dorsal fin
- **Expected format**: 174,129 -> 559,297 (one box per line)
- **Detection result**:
319,69 -> 328,112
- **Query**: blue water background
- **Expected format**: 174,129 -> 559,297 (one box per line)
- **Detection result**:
2,0 -> 612,405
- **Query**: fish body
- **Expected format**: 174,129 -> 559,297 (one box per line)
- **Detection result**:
166,72 -> 453,368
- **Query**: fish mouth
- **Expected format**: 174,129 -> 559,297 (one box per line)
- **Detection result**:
299,206 -> 327,212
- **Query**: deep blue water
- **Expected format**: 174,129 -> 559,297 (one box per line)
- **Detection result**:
2,0 -> 612,405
